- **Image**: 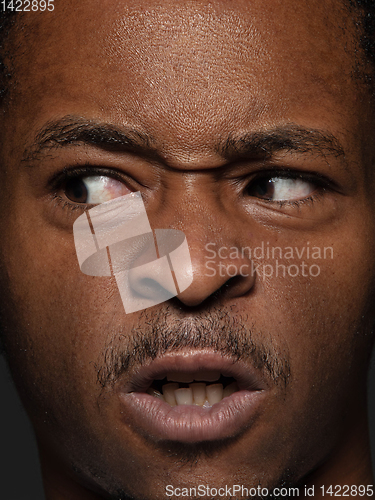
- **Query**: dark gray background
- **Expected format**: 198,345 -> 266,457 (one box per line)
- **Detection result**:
1,352 -> 375,500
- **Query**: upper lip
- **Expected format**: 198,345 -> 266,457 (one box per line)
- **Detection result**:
122,349 -> 269,393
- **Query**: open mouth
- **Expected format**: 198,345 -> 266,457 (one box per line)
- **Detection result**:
118,351 -> 268,442
146,371 -> 239,407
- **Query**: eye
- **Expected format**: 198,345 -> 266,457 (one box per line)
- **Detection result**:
247,175 -> 317,202
64,175 -> 131,204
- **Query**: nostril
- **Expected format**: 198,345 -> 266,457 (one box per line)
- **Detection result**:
127,259 -> 178,301
136,277 -> 168,297
225,275 -> 245,287
221,272 -> 255,299
175,256 -> 255,307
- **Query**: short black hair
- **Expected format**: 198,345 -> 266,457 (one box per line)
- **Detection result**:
0,2 -> 375,105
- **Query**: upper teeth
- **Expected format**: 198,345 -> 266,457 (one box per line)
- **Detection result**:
146,380 -> 239,407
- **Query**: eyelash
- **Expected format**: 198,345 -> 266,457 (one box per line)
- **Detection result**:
51,192 -> 88,214
267,191 -> 324,209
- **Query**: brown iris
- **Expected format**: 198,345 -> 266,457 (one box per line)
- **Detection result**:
65,178 -> 88,203
247,178 -> 276,200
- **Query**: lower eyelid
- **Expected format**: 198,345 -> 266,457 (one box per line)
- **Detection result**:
51,193 -> 90,215
273,191 -> 324,208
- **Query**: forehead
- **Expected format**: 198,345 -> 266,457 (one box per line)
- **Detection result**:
5,0 -> 362,162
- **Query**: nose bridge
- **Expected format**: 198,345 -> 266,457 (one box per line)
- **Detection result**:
150,185 -> 233,260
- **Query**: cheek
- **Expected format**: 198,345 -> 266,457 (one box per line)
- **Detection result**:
0,205 -> 124,418
239,205 -> 375,413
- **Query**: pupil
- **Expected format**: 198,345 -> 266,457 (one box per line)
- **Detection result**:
249,178 -> 275,199
65,179 -> 88,203
257,179 -> 270,197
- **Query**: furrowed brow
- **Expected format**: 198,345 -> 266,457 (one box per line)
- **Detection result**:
22,118 -> 346,167
22,116 -> 154,162
218,124 -> 346,160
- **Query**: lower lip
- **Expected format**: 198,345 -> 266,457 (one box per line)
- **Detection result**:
119,389 -> 266,442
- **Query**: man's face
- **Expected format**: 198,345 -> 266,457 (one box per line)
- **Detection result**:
0,0 -> 375,498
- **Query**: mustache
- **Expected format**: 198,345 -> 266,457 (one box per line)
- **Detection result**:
95,306 -> 291,389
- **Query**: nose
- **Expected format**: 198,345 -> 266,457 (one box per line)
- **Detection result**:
74,190 -> 256,313
125,232 -> 255,310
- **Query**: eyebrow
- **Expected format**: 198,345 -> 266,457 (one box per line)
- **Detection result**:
218,126 -> 345,160
22,115 -> 345,163
23,116 -> 154,162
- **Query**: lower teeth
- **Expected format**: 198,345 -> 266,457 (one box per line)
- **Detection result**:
146,381 -> 239,406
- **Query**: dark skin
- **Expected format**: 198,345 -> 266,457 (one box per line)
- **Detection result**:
0,0 -> 375,498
